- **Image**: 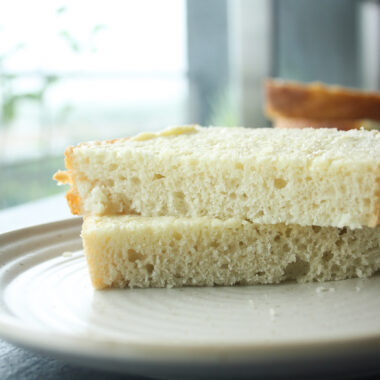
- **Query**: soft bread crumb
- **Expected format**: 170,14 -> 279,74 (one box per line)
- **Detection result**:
81,215 -> 380,289
59,126 -> 380,228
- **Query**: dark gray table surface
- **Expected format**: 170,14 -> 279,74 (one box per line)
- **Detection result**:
2,337 -> 380,380
0,339 -> 151,380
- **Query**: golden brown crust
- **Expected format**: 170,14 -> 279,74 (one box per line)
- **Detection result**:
273,117 -> 362,131
53,145 -> 82,215
65,188 -> 81,215
64,146 -> 82,215
265,79 -> 380,121
52,170 -> 70,184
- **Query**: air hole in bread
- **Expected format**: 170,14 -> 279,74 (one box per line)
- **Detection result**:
312,225 -> 321,233
255,210 -> 264,218
153,173 -> 165,180
274,178 -> 287,189
175,264 -> 183,274
235,162 -> 243,170
322,250 -> 333,262
132,176 -> 140,185
109,163 -> 117,171
173,231 -> 182,240
174,191 -> 185,199
145,263 -> 154,274
284,257 -> 310,279
331,263 -> 339,273
173,191 -> 188,213
128,249 -> 145,262
298,243 -> 307,252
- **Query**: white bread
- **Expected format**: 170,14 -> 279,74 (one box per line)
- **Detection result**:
55,126 -> 380,228
82,216 -> 380,289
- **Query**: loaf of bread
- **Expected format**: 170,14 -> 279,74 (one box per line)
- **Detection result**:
54,126 -> 380,228
82,215 -> 380,289
265,78 -> 380,121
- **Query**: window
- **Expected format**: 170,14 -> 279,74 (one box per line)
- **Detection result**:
0,0 -> 187,208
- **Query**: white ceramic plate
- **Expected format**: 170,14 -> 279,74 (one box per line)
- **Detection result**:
0,218 -> 380,379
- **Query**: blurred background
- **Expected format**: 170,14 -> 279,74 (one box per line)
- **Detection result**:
0,0 -> 379,209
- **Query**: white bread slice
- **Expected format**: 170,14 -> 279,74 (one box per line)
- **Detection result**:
55,126 -> 380,228
82,216 -> 380,289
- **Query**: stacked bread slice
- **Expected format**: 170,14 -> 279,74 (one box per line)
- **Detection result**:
54,125 -> 380,289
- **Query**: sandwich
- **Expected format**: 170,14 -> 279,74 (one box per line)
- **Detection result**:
54,126 -> 380,288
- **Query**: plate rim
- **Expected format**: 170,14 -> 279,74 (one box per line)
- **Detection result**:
0,218 -> 380,365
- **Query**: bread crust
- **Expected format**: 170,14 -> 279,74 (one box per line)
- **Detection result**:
265,79 -> 380,121
53,146 -> 82,215
53,138 -> 130,215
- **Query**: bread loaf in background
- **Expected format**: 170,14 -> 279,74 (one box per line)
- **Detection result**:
265,79 -> 380,122
264,79 -> 380,132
